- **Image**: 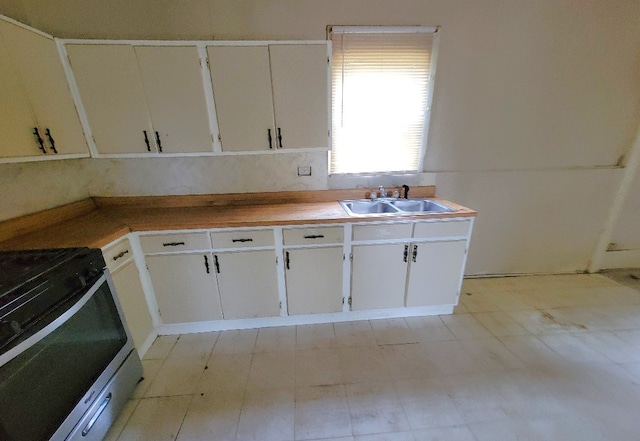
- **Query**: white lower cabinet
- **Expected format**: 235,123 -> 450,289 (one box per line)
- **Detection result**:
351,243 -> 408,310
145,253 -> 223,323
406,240 -> 468,307
214,250 -> 280,319
350,221 -> 471,310
284,247 -> 343,315
111,260 -> 154,351
138,218 -> 472,328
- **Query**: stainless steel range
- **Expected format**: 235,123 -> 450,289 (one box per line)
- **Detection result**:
0,248 -> 143,441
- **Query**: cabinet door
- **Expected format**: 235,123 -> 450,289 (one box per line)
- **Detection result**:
0,31 -> 37,158
406,241 -> 467,307
285,247 -> 343,315
351,243 -> 408,310
215,250 -> 280,319
135,46 -> 213,153
207,46 -> 275,151
66,44 -> 154,154
270,44 -> 328,149
146,253 -> 223,323
111,260 -> 154,352
0,20 -> 87,156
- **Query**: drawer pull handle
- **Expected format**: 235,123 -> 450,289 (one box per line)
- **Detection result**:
45,128 -> 58,154
277,127 -> 283,148
303,235 -> 325,239
412,245 -> 418,262
214,255 -> 220,273
81,393 -> 112,436
112,250 -> 129,261
403,244 -> 408,262
33,127 -> 47,154
268,129 -> 273,149
204,255 -> 210,273
162,241 -> 185,247
232,238 -> 253,243
285,251 -> 290,270
143,130 -> 151,151
155,131 -> 163,153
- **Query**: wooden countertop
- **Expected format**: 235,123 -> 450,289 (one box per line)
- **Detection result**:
0,188 -> 476,251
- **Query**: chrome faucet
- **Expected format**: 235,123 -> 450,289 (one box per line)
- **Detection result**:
378,186 -> 387,198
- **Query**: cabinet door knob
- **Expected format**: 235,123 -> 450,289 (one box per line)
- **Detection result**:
155,131 -> 163,153
45,128 -> 58,154
143,130 -> 151,152
33,128 -> 46,154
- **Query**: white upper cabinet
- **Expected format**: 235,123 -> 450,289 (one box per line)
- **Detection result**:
0,19 -> 88,160
134,46 -> 213,154
0,33 -> 37,158
269,44 -> 329,150
207,43 -> 329,152
66,44 -> 213,155
66,44 -> 153,154
207,46 -> 276,151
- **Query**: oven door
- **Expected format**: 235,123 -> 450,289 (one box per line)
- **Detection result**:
0,273 -> 135,441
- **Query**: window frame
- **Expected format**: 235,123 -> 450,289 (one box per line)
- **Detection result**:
327,25 -> 440,177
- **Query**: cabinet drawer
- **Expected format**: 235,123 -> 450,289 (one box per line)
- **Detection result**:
103,238 -> 133,271
413,220 -> 471,239
140,232 -> 210,254
353,223 -> 412,241
211,229 -> 274,249
283,226 -> 343,245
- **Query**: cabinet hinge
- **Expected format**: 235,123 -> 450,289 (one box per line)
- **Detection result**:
279,301 -> 283,310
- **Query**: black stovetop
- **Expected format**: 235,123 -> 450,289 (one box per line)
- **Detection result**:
0,248 -> 106,352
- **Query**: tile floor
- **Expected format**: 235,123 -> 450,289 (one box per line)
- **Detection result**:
106,273 -> 640,441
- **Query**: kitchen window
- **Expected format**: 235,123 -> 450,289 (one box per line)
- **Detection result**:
329,26 -> 438,175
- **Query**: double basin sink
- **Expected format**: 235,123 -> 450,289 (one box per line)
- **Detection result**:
340,198 -> 456,216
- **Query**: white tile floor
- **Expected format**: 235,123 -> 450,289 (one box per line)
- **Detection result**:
106,273 -> 640,441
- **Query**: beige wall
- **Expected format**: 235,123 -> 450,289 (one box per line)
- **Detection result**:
0,159 -> 89,221
1,0 -> 639,274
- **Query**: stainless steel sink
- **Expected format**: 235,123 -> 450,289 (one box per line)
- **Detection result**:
340,200 -> 401,216
339,198 -> 455,216
389,199 -> 455,213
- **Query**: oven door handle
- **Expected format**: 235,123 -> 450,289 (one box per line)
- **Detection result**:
0,274 -> 107,368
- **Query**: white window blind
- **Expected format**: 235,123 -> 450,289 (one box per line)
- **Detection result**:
330,27 -> 436,174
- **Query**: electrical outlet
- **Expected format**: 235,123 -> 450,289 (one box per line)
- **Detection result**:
297,166 -> 312,176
